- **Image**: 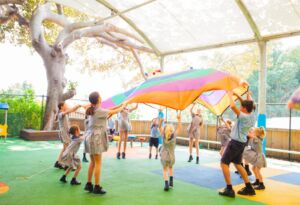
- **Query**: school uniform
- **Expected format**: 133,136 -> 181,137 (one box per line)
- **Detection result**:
149,122 -> 160,148
58,111 -> 71,144
160,133 -> 176,167
61,136 -> 83,169
83,116 -> 92,154
87,108 -> 109,155
188,114 -> 202,139
119,109 -> 131,132
243,137 -> 267,168
221,112 -> 256,165
217,125 -> 231,148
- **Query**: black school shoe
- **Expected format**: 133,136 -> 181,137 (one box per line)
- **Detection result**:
164,181 -> 169,191
155,154 -> 158,159
60,175 -> 67,183
219,188 -> 235,198
70,178 -> 81,185
54,161 -> 64,169
196,156 -> 199,164
254,184 -> 265,190
252,180 -> 259,186
116,152 -> 121,159
237,186 -> 256,196
187,155 -> 193,162
122,152 -> 126,159
82,157 -> 89,163
93,185 -> 106,195
149,153 -> 152,159
84,182 -> 94,192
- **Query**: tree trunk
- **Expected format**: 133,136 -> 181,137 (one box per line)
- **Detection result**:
42,51 -> 67,130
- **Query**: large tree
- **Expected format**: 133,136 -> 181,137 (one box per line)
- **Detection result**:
1,1 -> 153,130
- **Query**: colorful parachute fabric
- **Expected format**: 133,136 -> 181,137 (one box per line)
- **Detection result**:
288,86 -> 300,110
102,68 -> 248,115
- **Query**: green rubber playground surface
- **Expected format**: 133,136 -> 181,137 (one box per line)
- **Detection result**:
0,138 -> 266,205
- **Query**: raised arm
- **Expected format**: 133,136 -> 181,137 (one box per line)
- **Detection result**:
190,102 -> 196,115
228,91 -> 241,116
246,90 -> 253,101
129,103 -> 138,112
108,105 -> 125,118
174,112 -> 182,136
63,104 -> 81,115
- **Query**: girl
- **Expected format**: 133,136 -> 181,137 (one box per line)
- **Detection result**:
116,104 -> 138,159
187,103 -> 203,164
149,118 -> 160,159
243,127 -> 267,190
59,125 -> 82,185
84,92 -> 125,195
217,117 -> 232,156
159,112 -> 182,191
54,102 -> 81,169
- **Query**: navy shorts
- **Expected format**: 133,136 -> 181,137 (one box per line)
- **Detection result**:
221,140 -> 246,165
149,137 -> 159,148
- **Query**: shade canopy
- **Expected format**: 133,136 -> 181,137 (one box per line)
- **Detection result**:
51,0 -> 300,56
102,68 -> 248,114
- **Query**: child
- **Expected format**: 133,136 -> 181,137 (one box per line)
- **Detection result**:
59,125 -> 82,185
149,118 -> 160,159
219,90 -> 256,198
243,127 -> 267,190
187,102 -> 203,164
54,102 -> 81,169
159,112 -> 182,191
117,104 -> 138,159
84,92 -> 125,195
217,117 -> 232,156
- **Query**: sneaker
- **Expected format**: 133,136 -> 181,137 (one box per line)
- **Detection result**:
254,184 -> 265,190
237,186 -> 256,196
155,154 -> 158,159
84,182 -> 93,192
122,152 -> 126,159
188,155 -> 193,162
116,152 -> 121,159
149,153 -> 152,159
60,175 -> 67,183
70,178 -> 81,185
164,181 -> 169,191
219,188 -> 235,198
93,185 -> 106,195
196,156 -> 199,164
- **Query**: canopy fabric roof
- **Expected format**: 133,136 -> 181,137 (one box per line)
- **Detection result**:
51,0 -> 300,56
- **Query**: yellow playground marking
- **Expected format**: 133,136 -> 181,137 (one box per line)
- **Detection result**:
0,182 -> 9,194
233,179 -> 300,205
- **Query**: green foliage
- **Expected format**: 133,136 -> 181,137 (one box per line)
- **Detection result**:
67,80 -> 78,91
0,82 -> 43,136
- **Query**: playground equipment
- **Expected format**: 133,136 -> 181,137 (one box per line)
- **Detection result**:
0,103 -> 9,142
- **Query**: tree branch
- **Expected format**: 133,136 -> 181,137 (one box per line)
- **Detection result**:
62,90 -> 76,101
131,48 -> 148,80
0,0 -> 24,5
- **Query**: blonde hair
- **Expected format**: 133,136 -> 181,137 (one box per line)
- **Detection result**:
254,126 -> 266,138
226,119 -> 232,126
163,124 -> 174,140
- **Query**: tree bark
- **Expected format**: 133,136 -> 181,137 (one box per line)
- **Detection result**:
42,51 -> 68,130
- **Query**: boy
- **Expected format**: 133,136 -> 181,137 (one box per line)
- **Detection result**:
219,90 -> 256,198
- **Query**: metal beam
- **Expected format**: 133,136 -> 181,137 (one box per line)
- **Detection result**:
160,56 -> 165,72
96,0 -> 161,56
258,40 -> 267,114
235,0 -> 262,41
162,38 -> 257,56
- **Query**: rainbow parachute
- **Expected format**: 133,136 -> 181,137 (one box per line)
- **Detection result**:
288,86 -> 300,110
102,68 -> 248,115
